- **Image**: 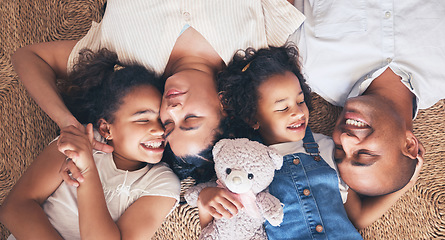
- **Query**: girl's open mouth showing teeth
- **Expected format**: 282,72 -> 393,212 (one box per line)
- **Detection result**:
141,141 -> 164,149
345,119 -> 368,128
287,121 -> 305,131
288,123 -> 303,129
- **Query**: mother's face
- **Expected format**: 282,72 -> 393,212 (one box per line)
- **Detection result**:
160,70 -> 225,157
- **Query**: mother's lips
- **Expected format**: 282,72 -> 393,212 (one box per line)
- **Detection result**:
165,89 -> 186,99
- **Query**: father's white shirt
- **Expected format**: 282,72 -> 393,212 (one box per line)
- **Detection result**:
291,0 -> 445,114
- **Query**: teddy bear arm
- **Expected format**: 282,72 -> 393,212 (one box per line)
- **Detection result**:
184,181 -> 218,207
256,191 -> 284,226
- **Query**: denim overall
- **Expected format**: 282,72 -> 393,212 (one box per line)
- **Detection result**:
264,127 -> 363,240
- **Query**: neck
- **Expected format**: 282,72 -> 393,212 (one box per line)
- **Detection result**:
163,27 -> 225,77
111,151 -> 147,171
363,68 -> 415,130
167,55 -> 221,77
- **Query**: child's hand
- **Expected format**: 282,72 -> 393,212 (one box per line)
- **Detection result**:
59,157 -> 84,187
57,124 -> 95,176
62,117 -> 113,153
197,187 -> 244,219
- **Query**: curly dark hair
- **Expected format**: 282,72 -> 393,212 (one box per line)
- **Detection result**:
217,45 -> 311,138
59,48 -> 162,127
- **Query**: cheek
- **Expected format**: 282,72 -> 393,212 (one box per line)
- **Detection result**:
337,164 -> 364,188
331,128 -> 341,144
303,105 -> 310,117
159,104 -> 169,120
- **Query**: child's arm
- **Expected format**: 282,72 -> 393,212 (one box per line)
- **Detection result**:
0,141 -> 66,239
344,155 -> 423,230
58,124 -> 120,239
116,196 -> 177,239
59,124 -> 177,239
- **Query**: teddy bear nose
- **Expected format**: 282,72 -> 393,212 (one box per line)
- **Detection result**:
233,176 -> 242,185
225,170 -> 253,194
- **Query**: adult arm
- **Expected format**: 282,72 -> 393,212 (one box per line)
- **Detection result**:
0,141 -> 66,239
12,41 -> 113,153
12,40 -> 80,129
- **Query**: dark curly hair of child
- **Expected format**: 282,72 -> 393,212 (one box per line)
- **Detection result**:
217,45 -> 311,139
58,48 -> 162,127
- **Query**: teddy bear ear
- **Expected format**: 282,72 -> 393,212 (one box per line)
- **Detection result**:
268,148 -> 283,170
212,139 -> 228,158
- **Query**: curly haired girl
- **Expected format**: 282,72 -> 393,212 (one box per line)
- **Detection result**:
196,45 -> 363,239
0,48 -> 180,240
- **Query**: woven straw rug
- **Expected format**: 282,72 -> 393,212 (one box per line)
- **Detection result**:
1,1 -> 444,239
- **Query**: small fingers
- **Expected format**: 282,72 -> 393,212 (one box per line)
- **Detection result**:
207,207 -> 224,219
66,159 -> 84,183
62,149 -> 79,160
221,189 -> 244,210
86,123 -> 95,144
205,193 -> 242,219
210,200 -> 237,219
59,158 -> 84,187
92,140 -> 114,153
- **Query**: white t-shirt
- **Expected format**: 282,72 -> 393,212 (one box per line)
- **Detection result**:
68,0 -> 305,75
8,150 -> 180,240
270,133 -> 349,203
291,0 -> 445,113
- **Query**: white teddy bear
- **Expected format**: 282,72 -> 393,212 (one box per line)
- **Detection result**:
185,138 -> 284,240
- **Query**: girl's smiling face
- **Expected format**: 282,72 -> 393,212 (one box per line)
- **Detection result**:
255,71 -> 309,145
105,85 -> 165,171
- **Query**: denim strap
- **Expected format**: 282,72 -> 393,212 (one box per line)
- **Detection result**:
302,127 -> 321,161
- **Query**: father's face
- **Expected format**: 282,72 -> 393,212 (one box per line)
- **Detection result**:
332,95 -> 408,196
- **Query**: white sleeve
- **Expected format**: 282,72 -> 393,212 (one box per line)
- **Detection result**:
261,0 -> 306,47
67,21 -> 103,72
315,133 -> 349,203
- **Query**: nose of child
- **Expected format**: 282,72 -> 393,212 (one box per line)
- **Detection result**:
150,121 -> 164,136
290,105 -> 305,118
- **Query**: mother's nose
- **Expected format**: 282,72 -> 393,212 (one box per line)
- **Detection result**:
166,101 -> 183,111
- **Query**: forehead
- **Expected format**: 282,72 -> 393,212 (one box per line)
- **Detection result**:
257,72 -> 302,101
120,85 -> 161,111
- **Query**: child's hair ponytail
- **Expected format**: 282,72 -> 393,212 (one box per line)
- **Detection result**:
59,48 -> 162,127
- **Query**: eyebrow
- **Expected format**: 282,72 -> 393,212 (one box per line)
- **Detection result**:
351,155 -> 380,167
132,109 -> 157,116
179,125 -> 202,131
274,91 -> 304,104
333,145 -> 380,166
164,124 -> 203,139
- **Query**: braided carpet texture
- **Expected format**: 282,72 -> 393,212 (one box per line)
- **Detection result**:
0,1 -> 444,239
